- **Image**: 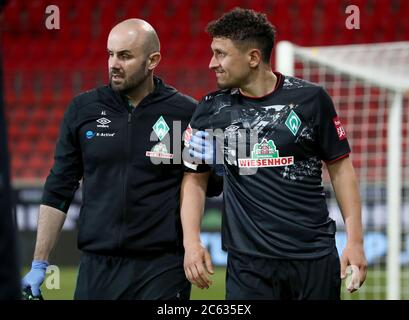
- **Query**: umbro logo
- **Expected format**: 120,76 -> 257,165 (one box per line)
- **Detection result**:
225,125 -> 239,132
97,118 -> 111,125
97,117 -> 111,128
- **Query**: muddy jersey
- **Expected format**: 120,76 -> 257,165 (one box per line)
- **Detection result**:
185,73 -> 350,259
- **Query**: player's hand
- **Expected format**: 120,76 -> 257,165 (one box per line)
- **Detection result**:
183,242 -> 214,289
340,242 -> 367,293
22,260 -> 49,298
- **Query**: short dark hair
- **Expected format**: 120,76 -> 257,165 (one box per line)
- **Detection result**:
206,7 -> 276,63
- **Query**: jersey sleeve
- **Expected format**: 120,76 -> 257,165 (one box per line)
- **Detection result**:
41,99 -> 83,213
315,88 -> 351,162
182,99 -> 212,173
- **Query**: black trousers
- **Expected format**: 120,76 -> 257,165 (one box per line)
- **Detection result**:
226,248 -> 341,300
74,251 -> 191,300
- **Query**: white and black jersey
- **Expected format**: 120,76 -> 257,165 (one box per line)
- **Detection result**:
185,73 -> 350,259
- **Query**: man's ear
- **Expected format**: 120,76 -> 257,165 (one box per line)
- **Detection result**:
248,49 -> 262,68
147,52 -> 161,70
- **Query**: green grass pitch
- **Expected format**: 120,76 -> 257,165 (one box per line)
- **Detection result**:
21,266 -> 390,300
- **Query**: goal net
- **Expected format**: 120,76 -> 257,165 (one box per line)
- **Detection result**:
276,41 -> 409,300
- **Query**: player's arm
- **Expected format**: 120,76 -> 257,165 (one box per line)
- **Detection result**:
21,205 -> 66,300
22,206 -> 67,299
180,171 -> 214,289
39,99 -> 82,258
33,205 -> 66,261
327,156 -> 367,292
22,99 -> 83,298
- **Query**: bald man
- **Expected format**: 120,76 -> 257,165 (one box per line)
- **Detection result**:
21,19 -> 219,300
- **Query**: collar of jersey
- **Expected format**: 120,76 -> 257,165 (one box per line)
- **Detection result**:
239,72 -> 283,101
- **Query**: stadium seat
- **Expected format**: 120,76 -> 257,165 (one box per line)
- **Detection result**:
8,124 -> 21,144
31,109 -> 49,126
25,124 -> 41,142
26,0 -> 48,33
16,140 -> 32,156
10,155 -> 26,178
3,0 -> 23,34
37,139 -> 54,157
21,157 -> 42,178
44,125 -> 60,143
12,108 -> 28,125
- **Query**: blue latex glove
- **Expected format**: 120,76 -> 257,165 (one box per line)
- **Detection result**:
189,131 -> 224,176
189,131 -> 213,162
22,260 -> 49,297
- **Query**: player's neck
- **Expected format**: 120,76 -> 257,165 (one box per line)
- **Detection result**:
126,76 -> 155,108
239,69 -> 277,98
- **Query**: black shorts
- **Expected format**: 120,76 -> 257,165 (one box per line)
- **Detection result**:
226,248 -> 341,300
74,251 -> 191,300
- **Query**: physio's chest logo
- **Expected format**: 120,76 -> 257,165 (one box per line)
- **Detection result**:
285,110 -> 301,136
146,142 -> 173,159
86,130 -> 95,139
96,117 -> 111,128
85,130 -> 115,139
153,116 -> 170,141
238,138 -> 294,168
333,116 -> 347,140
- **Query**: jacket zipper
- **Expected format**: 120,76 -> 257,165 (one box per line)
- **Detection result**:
118,112 -> 132,249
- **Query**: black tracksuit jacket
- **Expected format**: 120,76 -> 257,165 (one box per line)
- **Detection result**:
42,77 -> 218,256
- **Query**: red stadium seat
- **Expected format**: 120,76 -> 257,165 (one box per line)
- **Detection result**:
3,0 -> 23,34
36,139 -> 54,156
26,0 -> 48,33
25,124 -> 41,142
8,125 -> 22,144
31,109 -> 49,126
4,87 -> 18,106
16,140 -> 32,156
10,155 -> 26,178
20,157 -> 42,178
44,125 -> 60,143
12,108 -> 28,125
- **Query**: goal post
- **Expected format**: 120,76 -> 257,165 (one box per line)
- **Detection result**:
276,41 -> 409,300
387,91 -> 402,300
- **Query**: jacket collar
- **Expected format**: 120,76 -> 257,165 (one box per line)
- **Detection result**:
100,76 -> 178,112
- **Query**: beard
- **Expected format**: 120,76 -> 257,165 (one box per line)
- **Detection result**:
216,80 -> 230,89
109,61 -> 148,94
214,70 -> 245,90
216,78 -> 240,90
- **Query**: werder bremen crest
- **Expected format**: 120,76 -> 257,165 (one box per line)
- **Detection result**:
285,110 -> 301,136
152,116 -> 170,141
